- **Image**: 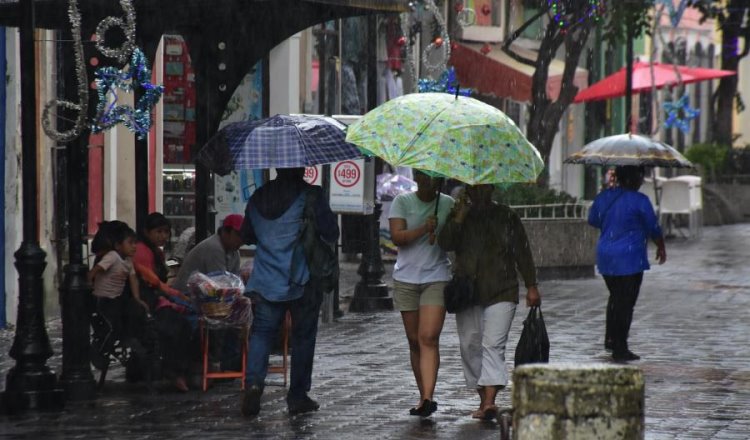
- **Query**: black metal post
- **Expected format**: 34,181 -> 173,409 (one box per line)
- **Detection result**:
58,30 -> 95,401
349,15 -> 393,313
349,204 -> 392,312
135,131 -> 149,231
625,11 -> 634,133
2,0 -> 64,413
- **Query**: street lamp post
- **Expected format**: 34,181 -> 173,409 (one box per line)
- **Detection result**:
348,15 -> 393,313
1,0 -> 64,412
58,88 -> 97,400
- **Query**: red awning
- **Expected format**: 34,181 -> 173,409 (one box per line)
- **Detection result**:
449,42 -> 588,103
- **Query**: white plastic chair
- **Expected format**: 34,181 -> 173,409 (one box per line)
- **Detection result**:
660,179 -> 695,238
669,175 -> 702,237
640,176 -> 666,211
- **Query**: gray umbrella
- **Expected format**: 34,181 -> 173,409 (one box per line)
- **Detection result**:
564,133 -> 693,168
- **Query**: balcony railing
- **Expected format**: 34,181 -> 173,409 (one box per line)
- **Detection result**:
510,202 -> 592,220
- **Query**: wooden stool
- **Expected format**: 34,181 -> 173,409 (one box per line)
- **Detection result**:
199,319 -> 248,391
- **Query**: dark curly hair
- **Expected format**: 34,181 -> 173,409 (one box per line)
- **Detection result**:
615,165 -> 646,190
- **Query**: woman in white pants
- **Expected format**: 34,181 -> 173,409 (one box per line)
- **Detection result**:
438,184 -> 541,420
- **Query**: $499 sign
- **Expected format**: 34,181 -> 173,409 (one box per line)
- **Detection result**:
333,161 -> 361,188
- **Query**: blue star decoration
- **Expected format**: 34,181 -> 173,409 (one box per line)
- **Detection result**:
92,48 -> 164,140
663,94 -> 700,134
418,67 -> 472,96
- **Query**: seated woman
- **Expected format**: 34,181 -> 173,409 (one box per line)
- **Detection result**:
134,212 -> 197,392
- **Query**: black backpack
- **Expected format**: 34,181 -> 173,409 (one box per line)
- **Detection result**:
300,188 -> 339,293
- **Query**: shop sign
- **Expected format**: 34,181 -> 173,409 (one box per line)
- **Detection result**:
329,158 -> 374,215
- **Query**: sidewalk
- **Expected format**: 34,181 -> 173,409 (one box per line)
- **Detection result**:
2,224 -> 750,439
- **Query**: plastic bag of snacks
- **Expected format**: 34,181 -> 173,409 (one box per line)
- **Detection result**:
186,271 -> 252,328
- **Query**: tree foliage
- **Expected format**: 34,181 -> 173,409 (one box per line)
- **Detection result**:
688,0 -> 749,145
503,0 -> 651,186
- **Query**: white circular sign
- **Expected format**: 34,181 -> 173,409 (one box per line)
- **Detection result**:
333,161 -> 361,188
304,166 -> 319,184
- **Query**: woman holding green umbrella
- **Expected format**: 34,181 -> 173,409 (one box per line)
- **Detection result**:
388,170 -> 454,417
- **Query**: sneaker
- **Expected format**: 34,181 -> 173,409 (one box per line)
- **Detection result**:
287,394 -> 320,415
241,385 -> 263,417
612,350 -> 641,362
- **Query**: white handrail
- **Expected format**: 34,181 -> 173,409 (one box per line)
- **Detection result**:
509,202 -> 592,220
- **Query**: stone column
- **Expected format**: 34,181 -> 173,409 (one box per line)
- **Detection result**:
513,363 -> 644,440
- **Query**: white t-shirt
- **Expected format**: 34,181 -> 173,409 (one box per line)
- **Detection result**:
93,250 -> 135,299
388,192 -> 454,284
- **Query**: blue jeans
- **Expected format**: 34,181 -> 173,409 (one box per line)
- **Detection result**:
245,286 -> 323,398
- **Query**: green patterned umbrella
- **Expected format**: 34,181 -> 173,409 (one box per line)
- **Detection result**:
346,92 -> 544,184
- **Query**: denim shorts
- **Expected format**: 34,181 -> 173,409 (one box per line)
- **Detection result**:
392,280 -> 448,311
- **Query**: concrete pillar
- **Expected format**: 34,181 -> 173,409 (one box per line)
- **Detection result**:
513,363 -> 644,440
269,34 -> 301,115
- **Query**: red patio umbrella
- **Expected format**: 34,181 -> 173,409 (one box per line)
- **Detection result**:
573,62 -> 735,103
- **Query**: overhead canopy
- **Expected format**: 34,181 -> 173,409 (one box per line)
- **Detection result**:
0,0 -> 410,28
304,0 -> 409,11
449,42 -> 588,104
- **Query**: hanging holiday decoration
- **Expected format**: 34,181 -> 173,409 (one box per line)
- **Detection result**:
42,0 -> 89,143
547,0 -> 602,29
456,7 -> 477,27
655,0 -> 688,28
663,95 -> 700,134
417,67 -> 471,96
95,0 -> 136,63
92,48 -> 165,140
420,0 -> 451,75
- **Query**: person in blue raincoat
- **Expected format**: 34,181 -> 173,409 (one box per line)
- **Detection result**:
588,165 -> 667,362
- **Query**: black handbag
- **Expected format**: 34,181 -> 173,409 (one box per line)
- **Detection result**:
514,306 -> 550,367
444,275 -> 478,314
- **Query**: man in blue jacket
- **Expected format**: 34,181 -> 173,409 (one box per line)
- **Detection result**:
240,167 -> 339,417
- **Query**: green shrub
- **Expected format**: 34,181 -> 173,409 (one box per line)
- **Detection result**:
684,143 -> 730,179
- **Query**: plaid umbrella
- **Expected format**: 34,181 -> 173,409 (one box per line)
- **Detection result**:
564,133 -> 693,168
196,114 -> 362,175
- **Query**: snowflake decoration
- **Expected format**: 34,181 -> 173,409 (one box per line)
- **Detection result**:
663,94 -> 700,134
92,48 -> 164,139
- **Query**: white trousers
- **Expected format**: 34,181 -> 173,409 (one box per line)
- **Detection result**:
455,301 -> 517,389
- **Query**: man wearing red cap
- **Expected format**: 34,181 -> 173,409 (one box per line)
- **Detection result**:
171,213 -> 245,292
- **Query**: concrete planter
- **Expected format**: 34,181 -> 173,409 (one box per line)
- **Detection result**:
521,219 -> 598,280
513,363 -> 645,440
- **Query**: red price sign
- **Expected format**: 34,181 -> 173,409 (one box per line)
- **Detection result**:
303,166 -> 319,184
333,161 -> 361,188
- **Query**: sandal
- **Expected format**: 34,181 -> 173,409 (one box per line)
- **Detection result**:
471,409 -> 484,419
481,406 -> 498,421
410,399 -> 438,416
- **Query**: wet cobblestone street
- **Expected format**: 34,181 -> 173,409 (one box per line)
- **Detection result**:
2,224 -> 750,439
